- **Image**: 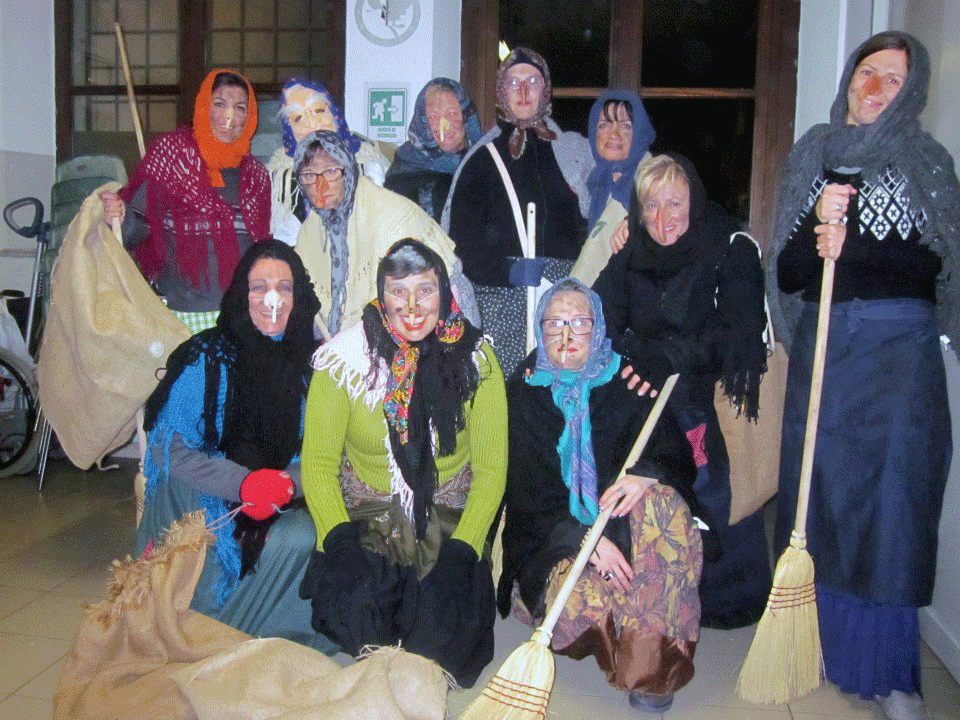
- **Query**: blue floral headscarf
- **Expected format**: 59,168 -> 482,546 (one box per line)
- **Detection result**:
527,278 -> 620,523
392,78 -> 483,175
279,77 -> 359,158
586,90 -> 656,230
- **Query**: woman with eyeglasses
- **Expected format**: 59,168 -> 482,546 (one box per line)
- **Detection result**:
291,130 -> 477,337
444,47 -> 594,375
500,277 -> 705,714
594,153 -> 771,631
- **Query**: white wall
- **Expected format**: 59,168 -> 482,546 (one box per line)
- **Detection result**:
0,0 -> 56,294
343,0 -> 461,144
900,0 -> 960,683
796,0 -> 960,683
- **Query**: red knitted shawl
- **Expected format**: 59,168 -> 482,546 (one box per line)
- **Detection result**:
121,126 -> 270,292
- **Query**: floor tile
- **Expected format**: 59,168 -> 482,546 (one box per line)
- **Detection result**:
53,563 -> 113,601
0,592 -> 87,641
0,585 -> 44,620
788,681 -> 886,717
922,640 -> 947,670
923,665 -> 960,720
16,657 -> 65,701
0,694 -> 51,720
0,552 -> 95,593
0,632 -> 69,694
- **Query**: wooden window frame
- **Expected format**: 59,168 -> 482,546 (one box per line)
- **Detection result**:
54,0 -> 346,163
461,0 -> 800,250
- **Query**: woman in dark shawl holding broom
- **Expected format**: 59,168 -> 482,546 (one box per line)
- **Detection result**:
500,278 -> 704,714
768,31 -> 960,720
594,152 -> 770,630
298,239 -> 506,687
134,239 -> 333,652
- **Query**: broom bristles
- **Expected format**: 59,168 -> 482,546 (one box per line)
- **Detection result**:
459,637 -> 555,720
736,538 -> 823,704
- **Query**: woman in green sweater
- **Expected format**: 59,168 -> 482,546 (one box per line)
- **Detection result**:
299,238 -> 507,687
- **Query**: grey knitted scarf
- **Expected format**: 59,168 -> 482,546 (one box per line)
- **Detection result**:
765,31 -> 960,356
294,130 -> 359,334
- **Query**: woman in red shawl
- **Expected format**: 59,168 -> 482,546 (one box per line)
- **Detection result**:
102,69 -> 270,332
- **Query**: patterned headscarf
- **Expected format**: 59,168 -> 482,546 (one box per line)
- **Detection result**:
586,90 -> 656,230
392,78 -> 483,175
294,130 -> 360,334
193,69 -> 259,187
362,239 -> 483,538
495,47 -> 557,159
278,77 -> 359,158
527,278 -> 619,524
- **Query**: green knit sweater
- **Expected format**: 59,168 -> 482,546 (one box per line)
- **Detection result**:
301,340 -> 507,556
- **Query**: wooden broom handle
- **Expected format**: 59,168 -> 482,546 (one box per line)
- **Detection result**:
115,23 -> 146,158
536,373 -> 680,639
793,257 -> 835,536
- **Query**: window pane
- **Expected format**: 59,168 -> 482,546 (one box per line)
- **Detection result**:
150,0 -> 178,32
212,0 -> 241,29
211,31 -> 242,65
118,1 -> 148,32
499,0 -> 611,88
644,98 -> 754,221
244,31 -> 275,65
146,97 -> 178,134
277,31 -> 309,65
278,2 -> 310,27
244,0 -> 275,29
641,0 -> 759,89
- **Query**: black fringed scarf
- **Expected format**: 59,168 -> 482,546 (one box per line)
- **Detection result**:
360,246 -> 483,538
628,152 -> 766,418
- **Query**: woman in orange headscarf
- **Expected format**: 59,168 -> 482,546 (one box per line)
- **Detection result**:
102,70 -> 271,332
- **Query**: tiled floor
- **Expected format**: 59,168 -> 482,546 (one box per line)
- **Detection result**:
1,459 -> 958,720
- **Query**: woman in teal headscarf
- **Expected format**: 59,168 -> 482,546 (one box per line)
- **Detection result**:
500,277 -> 705,713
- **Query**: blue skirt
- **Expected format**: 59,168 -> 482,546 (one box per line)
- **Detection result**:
775,298 -> 951,607
818,582 -> 921,699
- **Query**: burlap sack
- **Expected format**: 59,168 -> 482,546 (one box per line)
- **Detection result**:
570,198 -> 628,286
37,181 -> 189,469
173,641 -> 450,720
716,340 -> 788,525
54,511 -> 250,720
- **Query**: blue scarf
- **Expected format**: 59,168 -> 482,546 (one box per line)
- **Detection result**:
586,90 -> 655,230
144,355 -> 242,607
392,78 -> 483,176
526,279 -> 619,524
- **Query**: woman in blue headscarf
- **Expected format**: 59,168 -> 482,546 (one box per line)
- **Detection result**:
385,78 -> 482,220
268,78 -> 390,245
572,91 -> 656,285
499,277 -> 704,714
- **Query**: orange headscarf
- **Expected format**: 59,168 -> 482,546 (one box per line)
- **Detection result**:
193,69 -> 258,187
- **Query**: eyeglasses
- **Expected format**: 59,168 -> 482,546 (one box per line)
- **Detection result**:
506,75 -> 544,91
541,317 -> 594,336
298,167 -> 345,184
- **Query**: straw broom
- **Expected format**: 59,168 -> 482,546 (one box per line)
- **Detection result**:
736,254 -> 836,704
461,373 -> 680,720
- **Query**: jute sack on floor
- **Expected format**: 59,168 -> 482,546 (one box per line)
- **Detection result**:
54,510 -> 249,720
172,639 -> 450,720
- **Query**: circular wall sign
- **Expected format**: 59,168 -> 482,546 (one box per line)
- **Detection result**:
355,0 -> 421,47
